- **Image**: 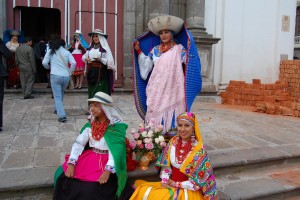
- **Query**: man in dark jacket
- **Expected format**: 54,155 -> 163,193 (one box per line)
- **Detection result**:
15,37 -> 36,99
0,38 -> 12,132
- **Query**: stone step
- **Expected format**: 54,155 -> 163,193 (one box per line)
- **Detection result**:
217,164 -> 300,200
1,145 -> 299,199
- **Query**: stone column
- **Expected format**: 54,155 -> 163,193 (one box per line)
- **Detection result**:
186,0 -> 220,93
147,0 -> 169,22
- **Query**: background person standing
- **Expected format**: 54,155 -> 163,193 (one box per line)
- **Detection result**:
42,37 -> 76,123
15,37 -> 36,99
0,38 -> 12,132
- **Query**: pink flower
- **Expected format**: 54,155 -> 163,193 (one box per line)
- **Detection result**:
129,141 -> 137,149
133,132 -> 140,139
138,128 -> 145,132
139,143 -> 144,149
160,142 -> 167,147
145,143 -> 154,150
157,124 -> 164,131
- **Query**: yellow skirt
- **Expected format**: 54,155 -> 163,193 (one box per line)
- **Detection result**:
130,180 -> 205,200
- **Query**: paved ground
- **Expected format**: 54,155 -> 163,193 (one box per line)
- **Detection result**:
0,92 -> 300,199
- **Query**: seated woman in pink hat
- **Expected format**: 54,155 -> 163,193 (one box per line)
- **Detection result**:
130,112 -> 218,200
53,92 -> 130,200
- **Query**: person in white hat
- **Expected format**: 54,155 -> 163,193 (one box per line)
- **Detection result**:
53,91 -> 131,199
68,30 -> 88,89
82,29 -> 116,107
133,15 -> 187,132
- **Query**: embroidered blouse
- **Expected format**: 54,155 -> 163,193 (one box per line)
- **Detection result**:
137,44 -> 187,80
67,126 -> 116,173
160,139 -> 200,191
82,48 -> 108,66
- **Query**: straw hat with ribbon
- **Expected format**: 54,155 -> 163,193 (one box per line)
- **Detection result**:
147,15 -> 184,36
88,29 -> 108,38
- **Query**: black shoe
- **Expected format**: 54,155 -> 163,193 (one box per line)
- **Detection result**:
58,117 -> 67,123
24,95 -> 34,99
54,111 -> 57,114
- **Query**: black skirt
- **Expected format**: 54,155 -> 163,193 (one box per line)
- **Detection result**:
53,173 -> 118,200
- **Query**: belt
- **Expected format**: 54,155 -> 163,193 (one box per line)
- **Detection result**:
92,147 -> 108,154
89,61 -> 102,67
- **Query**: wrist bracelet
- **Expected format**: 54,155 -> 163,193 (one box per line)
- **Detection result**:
175,181 -> 182,188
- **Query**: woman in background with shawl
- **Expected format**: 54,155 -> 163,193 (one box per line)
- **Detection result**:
68,30 -> 88,89
82,29 -> 115,98
130,112 -> 217,200
53,92 -> 129,200
133,15 -> 202,132
5,30 -> 21,89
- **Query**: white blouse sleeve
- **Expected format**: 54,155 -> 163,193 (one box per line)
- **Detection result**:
105,149 -> 116,173
68,128 -> 90,165
181,179 -> 200,191
82,51 -> 88,63
138,51 -> 154,80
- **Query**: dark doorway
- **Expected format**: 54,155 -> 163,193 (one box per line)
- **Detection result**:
17,6 -> 61,43
16,7 -> 61,83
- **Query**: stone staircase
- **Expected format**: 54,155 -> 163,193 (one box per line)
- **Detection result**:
1,146 -> 300,200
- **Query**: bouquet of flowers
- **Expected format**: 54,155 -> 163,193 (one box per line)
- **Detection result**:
129,119 -> 166,158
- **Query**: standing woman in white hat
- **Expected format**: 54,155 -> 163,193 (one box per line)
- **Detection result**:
82,29 -> 115,102
68,30 -> 88,89
133,15 -> 189,132
53,92 -> 130,200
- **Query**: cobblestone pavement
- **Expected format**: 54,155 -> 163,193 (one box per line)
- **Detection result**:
0,93 -> 300,199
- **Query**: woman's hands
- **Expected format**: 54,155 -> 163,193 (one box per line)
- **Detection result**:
98,170 -> 111,184
65,164 -> 75,178
162,179 -> 176,188
134,40 -> 140,51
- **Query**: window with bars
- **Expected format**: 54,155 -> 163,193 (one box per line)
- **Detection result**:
295,7 -> 300,36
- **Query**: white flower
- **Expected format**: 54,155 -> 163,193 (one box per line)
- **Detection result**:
131,128 -> 136,133
139,123 -> 145,128
158,135 -> 165,142
143,138 -> 152,144
147,130 -> 154,137
142,131 -> 148,137
155,138 -> 160,144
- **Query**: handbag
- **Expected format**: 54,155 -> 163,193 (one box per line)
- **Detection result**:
57,51 -> 74,89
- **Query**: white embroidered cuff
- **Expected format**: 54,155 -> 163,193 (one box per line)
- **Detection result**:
67,158 -> 77,165
105,165 -> 116,173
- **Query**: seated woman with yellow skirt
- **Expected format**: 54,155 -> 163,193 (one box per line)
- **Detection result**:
130,112 -> 218,200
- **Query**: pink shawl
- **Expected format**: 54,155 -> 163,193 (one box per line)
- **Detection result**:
145,44 -> 186,131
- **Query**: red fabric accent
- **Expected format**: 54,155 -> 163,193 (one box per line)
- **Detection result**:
7,67 -> 20,87
171,166 -> 188,182
136,49 -> 142,55
126,139 -> 137,171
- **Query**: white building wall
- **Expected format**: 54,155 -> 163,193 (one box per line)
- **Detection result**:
205,0 -> 297,88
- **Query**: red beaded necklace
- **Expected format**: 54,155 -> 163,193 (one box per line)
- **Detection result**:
159,41 -> 176,53
175,138 -> 193,164
91,120 -> 109,141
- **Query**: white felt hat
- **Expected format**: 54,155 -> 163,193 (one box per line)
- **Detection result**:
147,15 -> 184,36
